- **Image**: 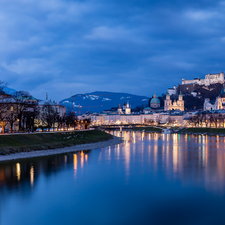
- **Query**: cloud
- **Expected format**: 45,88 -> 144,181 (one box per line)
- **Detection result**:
0,0 -> 225,101
85,26 -> 140,43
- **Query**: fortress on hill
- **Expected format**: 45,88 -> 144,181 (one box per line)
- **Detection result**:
181,72 -> 224,86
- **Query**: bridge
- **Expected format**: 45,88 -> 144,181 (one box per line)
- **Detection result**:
92,124 -> 142,132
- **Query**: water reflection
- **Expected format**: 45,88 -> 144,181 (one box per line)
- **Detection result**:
107,130 -> 225,193
1,132 -> 225,224
1,132 -> 225,194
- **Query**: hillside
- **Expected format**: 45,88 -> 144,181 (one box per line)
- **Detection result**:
59,91 -> 149,114
178,83 -> 222,100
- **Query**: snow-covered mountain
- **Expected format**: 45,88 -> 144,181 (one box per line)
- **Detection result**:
59,91 -> 149,114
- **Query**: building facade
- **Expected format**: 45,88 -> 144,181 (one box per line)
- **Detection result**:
164,92 -> 184,111
117,102 -> 131,114
203,84 -> 225,111
182,72 -> 224,86
150,94 -> 160,109
167,86 -> 177,95
91,112 -> 187,126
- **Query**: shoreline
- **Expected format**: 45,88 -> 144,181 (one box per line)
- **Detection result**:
0,136 -> 123,162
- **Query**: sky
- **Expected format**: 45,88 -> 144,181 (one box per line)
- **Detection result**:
1,0 -> 225,101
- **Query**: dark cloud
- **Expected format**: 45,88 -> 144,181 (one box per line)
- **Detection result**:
0,0 -> 225,100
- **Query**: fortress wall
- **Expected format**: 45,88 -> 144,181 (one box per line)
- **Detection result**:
182,79 -> 197,85
182,73 -> 224,86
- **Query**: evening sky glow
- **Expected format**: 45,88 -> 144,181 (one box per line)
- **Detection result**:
1,0 -> 225,100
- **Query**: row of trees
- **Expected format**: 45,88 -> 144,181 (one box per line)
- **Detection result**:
186,112 -> 225,128
0,89 -> 91,132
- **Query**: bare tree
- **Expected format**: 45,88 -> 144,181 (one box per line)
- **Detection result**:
65,112 -> 77,130
41,103 -> 59,130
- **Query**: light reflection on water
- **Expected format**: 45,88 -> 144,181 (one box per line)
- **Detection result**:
1,131 -> 225,224
107,130 -> 225,193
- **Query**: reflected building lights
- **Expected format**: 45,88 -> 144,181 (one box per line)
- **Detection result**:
133,131 -> 136,143
217,135 -> 219,148
173,134 -> 178,172
81,151 -> 84,168
73,154 -> 77,177
141,132 -> 144,141
202,135 -> 206,166
16,163 -> 21,181
124,142 -> 130,179
154,141 -> 158,168
2,131 -> 225,196
30,166 -> 34,187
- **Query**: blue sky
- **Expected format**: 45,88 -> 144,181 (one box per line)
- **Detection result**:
1,0 -> 225,100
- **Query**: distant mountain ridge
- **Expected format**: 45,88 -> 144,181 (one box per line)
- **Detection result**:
59,91 -> 149,114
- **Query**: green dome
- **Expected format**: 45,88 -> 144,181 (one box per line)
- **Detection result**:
150,96 -> 160,104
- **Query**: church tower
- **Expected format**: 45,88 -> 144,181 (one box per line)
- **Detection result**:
164,92 -> 172,111
177,91 -> 184,111
125,101 -> 131,114
117,104 -> 123,114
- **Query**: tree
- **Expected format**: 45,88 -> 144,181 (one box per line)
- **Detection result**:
81,118 -> 91,129
65,112 -> 77,129
12,91 -> 36,130
56,114 -> 66,130
5,106 -> 18,133
41,103 -> 59,130
23,106 -> 39,131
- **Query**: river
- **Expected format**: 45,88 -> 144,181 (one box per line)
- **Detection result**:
1,131 -> 225,225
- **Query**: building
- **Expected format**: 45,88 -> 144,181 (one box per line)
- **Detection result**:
167,86 -> 177,95
117,104 -> 123,114
91,112 -> 187,126
203,84 -> 225,111
117,101 -> 131,114
143,94 -> 163,113
164,92 -> 184,111
150,94 -> 160,108
182,72 -> 224,86
35,100 -> 66,128
125,102 -> 131,114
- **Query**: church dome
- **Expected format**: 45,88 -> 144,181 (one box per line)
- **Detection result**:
150,95 -> 160,104
150,94 -> 160,109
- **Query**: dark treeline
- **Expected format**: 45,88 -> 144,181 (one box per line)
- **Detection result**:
186,112 -> 225,128
0,82 -> 91,132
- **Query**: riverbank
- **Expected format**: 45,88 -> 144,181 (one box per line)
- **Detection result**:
0,136 -> 123,162
133,126 -> 162,132
179,127 -> 225,135
0,130 -> 115,155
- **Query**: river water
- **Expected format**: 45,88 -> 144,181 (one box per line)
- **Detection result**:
1,131 -> 225,225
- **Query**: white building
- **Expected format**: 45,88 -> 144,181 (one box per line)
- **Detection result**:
203,84 -> 225,111
167,86 -> 177,95
90,112 -> 187,126
117,101 -> 131,114
182,72 -> 224,86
